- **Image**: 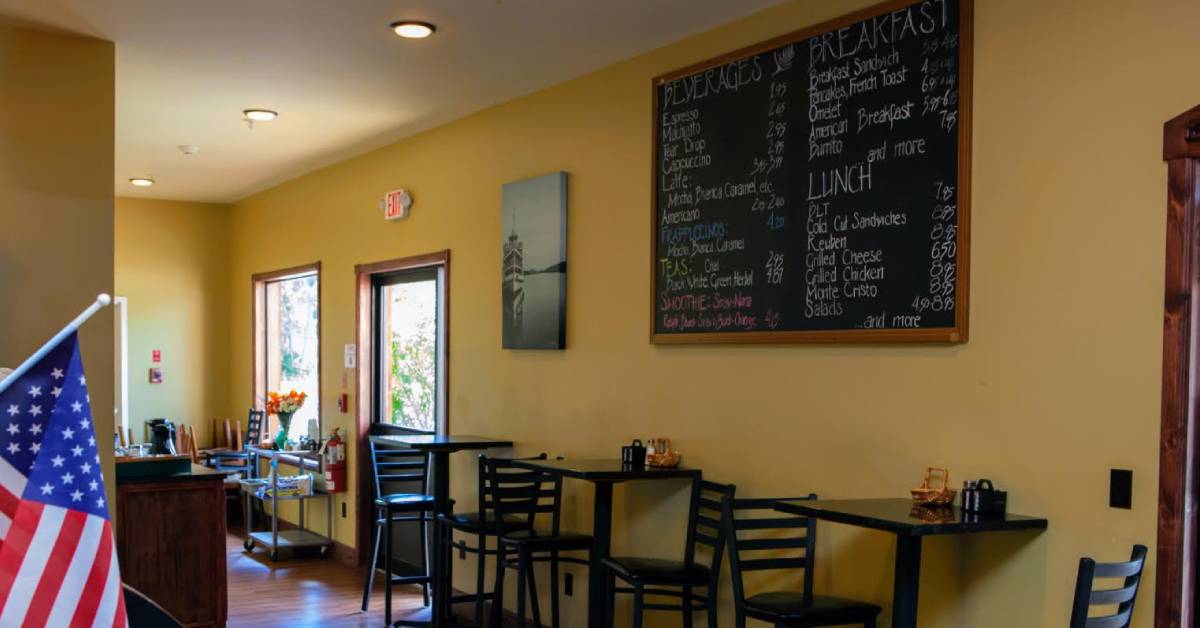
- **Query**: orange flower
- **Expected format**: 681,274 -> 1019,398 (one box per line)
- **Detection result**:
266,390 -> 307,416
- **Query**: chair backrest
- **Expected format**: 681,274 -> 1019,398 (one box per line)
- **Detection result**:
482,455 -> 563,534
245,409 -> 265,448
123,583 -> 183,627
473,453 -> 548,524
370,440 -> 430,499
683,480 -> 736,589
1069,544 -> 1148,628
725,493 -> 818,612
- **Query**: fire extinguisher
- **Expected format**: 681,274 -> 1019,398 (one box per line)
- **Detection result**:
323,427 -> 347,493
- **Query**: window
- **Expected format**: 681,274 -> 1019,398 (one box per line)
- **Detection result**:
356,252 -> 448,436
374,269 -> 441,432
253,264 -> 320,441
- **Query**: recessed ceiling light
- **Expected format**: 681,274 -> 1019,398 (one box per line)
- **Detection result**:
243,109 -> 278,122
129,177 -> 155,187
390,21 -> 436,39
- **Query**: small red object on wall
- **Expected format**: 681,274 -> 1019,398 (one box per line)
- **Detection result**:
152,350 -> 161,363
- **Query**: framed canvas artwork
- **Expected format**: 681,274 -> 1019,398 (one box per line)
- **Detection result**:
502,172 -> 567,350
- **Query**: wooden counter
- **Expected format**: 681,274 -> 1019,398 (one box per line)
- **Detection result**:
116,464 -> 228,627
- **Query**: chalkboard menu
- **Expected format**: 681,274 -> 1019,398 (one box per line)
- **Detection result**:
651,0 -> 972,344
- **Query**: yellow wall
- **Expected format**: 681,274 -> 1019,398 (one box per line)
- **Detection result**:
223,0 -> 1200,625
115,197 -> 231,447
0,24 -> 115,511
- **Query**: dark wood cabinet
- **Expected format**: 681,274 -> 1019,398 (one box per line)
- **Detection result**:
116,465 -> 227,627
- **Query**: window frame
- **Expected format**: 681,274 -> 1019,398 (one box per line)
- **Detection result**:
251,262 -> 322,454
354,251 -> 449,566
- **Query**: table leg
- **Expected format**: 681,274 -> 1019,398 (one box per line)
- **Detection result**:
891,535 -> 922,628
430,450 -> 452,624
589,482 -> 614,628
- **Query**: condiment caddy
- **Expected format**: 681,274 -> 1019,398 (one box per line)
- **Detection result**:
645,437 -> 681,468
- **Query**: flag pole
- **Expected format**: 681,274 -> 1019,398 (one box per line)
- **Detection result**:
0,293 -> 113,396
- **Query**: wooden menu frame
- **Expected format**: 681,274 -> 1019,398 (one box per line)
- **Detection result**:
649,0 -> 973,344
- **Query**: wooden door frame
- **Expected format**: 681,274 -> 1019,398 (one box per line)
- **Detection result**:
1157,104 -> 1200,628
353,250 -> 450,565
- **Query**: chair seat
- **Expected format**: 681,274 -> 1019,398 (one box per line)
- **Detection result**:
376,493 -> 436,510
441,511 -> 531,532
743,591 -> 881,624
499,529 -> 593,550
603,556 -> 709,585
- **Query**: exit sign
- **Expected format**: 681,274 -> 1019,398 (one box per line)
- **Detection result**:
383,189 -> 412,221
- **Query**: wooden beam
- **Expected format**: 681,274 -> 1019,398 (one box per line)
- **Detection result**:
1157,105 -> 1200,628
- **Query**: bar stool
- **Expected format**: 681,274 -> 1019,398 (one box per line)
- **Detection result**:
361,440 -> 437,625
485,455 -> 592,628
439,453 -> 547,626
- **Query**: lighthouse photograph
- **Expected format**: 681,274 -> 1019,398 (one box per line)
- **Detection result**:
501,171 -> 567,349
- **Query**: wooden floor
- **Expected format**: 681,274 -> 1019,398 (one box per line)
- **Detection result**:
227,525 -> 426,628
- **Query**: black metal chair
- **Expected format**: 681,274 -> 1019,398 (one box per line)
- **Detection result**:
124,583 -> 183,628
210,409 -> 265,526
439,453 -> 548,626
725,493 -> 880,628
486,455 -> 592,628
360,440 -> 438,626
208,409 -> 265,475
603,479 -> 735,628
1069,544 -> 1147,628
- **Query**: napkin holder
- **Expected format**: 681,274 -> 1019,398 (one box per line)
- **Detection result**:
961,478 -> 1007,514
621,439 -> 647,467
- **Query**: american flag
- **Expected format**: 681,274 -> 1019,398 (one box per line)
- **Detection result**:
0,332 -> 126,627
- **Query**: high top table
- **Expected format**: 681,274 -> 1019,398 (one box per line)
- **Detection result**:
510,458 -> 701,628
371,433 -> 513,627
774,498 -> 1048,628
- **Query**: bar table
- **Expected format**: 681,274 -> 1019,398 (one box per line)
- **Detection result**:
373,434 -> 513,627
774,498 -> 1047,628
510,458 -> 700,628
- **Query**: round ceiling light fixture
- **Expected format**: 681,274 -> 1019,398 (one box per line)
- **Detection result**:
243,109 -> 279,122
129,177 -> 155,187
390,21 -> 436,39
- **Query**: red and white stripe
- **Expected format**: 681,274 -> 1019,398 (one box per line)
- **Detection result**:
0,501 -> 125,627
0,456 -> 28,540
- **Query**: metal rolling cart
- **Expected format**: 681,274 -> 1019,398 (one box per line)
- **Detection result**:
241,447 -> 333,561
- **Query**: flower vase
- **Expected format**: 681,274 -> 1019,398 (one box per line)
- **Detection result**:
274,412 -> 294,450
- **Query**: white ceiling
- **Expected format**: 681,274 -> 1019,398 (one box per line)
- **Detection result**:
0,0 -> 785,203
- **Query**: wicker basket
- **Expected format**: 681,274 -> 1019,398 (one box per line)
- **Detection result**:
646,451 -> 680,468
909,504 -> 956,523
645,438 -> 681,468
911,467 -> 957,506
